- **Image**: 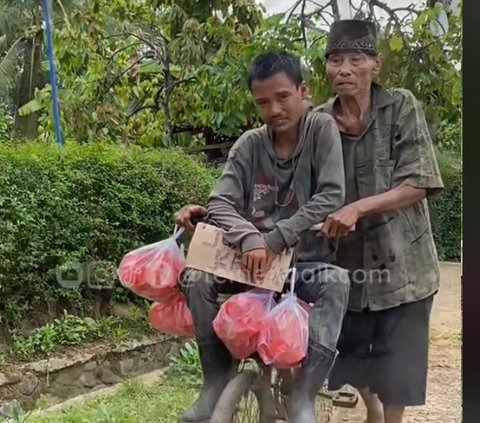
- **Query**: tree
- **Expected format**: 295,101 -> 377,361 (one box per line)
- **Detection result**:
0,0 -> 82,139
20,0 -> 267,148
11,0 -> 461,152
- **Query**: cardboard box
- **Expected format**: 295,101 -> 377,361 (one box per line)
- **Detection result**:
185,223 -> 294,292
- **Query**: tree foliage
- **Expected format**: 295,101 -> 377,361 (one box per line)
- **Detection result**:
1,0 -> 462,151
0,0 -> 85,138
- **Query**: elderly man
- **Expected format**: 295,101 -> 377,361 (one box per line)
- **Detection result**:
315,20 -> 444,423
175,51 -> 350,423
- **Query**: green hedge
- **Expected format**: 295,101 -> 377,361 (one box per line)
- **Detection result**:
0,142 -> 461,327
0,142 -> 216,325
429,148 -> 462,262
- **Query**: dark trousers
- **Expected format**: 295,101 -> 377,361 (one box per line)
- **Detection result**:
328,295 -> 434,406
178,262 -> 350,353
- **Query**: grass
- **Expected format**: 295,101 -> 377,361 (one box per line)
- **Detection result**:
1,303 -> 155,364
20,377 -> 198,423
14,341 -> 203,423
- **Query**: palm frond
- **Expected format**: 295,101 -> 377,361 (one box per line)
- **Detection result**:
17,97 -> 43,116
0,0 -> 36,8
0,35 -> 6,52
0,37 -> 29,100
0,3 -> 27,42
0,0 -> 83,40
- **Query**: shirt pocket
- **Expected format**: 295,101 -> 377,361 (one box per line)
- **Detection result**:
355,160 -> 375,199
374,159 -> 395,193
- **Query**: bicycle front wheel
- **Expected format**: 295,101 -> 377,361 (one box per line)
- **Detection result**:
210,370 -> 275,423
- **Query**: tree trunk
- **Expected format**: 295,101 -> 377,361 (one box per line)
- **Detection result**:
13,11 -> 46,139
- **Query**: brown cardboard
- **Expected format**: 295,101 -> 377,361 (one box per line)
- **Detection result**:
185,223 -> 294,292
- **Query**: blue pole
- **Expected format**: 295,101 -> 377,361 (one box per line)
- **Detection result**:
41,0 -> 63,146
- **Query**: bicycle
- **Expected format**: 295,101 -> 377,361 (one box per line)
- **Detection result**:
208,353 -> 358,423
207,269 -> 358,423
184,218 -> 359,422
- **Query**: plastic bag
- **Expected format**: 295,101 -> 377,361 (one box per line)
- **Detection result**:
257,268 -> 309,368
213,289 -> 276,359
149,290 -> 194,337
118,227 -> 185,302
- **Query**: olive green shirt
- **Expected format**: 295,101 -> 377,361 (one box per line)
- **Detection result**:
315,84 -> 444,311
336,133 -> 366,310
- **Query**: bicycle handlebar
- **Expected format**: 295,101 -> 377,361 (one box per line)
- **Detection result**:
190,215 -> 206,227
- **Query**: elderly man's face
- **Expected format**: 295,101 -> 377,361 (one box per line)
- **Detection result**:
326,51 -> 381,97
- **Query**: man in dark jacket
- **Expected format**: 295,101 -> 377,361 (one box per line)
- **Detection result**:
175,51 -> 350,423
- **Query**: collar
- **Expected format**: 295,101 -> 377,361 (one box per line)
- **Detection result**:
372,82 -> 395,109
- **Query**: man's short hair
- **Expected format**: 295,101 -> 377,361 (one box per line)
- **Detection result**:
247,50 -> 304,91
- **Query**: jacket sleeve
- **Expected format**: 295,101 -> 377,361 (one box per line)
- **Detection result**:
207,133 -> 264,253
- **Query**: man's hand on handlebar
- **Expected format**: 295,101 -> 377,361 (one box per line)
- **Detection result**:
175,206 -> 279,282
174,204 -> 207,230
316,204 -> 359,238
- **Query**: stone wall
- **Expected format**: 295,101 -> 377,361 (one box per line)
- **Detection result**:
0,335 -> 181,418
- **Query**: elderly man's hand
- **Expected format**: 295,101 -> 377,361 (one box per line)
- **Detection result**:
317,204 -> 360,238
174,204 -> 207,230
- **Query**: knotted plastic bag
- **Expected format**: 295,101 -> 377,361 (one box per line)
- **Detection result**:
117,227 -> 185,302
149,290 -> 194,337
213,289 -> 276,359
257,268 -> 309,368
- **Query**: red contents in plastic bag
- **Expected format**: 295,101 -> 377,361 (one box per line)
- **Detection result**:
257,293 -> 309,368
213,289 -> 275,359
149,290 -> 194,337
118,237 -> 185,302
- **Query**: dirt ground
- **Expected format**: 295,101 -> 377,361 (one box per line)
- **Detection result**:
336,262 -> 462,423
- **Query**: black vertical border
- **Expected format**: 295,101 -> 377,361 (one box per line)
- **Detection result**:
462,1 -> 480,422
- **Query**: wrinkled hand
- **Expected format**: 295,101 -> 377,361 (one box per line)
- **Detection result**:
174,204 -> 207,230
318,204 -> 360,238
242,248 -> 268,283
242,241 -> 277,283
264,242 -> 278,271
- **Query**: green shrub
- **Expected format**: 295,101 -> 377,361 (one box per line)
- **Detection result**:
434,119 -> 462,153
0,140 -> 462,333
0,142 -> 216,325
168,341 -> 202,388
0,107 -> 12,140
11,312 -> 127,359
429,148 -> 462,262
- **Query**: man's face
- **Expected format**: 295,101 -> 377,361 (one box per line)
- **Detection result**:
326,51 -> 381,97
251,71 -> 307,134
